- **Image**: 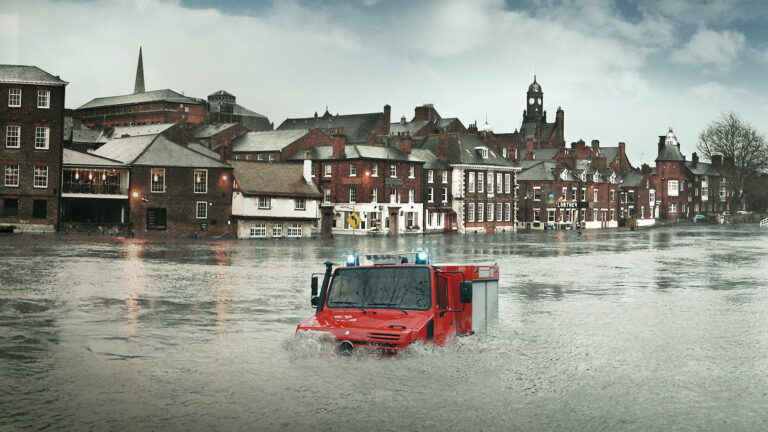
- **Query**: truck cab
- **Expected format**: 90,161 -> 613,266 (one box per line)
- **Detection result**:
296,252 -> 499,357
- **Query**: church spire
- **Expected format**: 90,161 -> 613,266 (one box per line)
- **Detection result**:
134,47 -> 145,94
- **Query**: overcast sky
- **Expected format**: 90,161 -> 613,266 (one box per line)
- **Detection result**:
2,0 -> 768,165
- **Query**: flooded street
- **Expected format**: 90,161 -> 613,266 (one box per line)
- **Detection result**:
2,225 -> 768,431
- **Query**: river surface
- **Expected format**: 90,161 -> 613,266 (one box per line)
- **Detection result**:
1,224 -> 767,431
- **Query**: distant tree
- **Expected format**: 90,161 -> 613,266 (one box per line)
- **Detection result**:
697,112 -> 768,211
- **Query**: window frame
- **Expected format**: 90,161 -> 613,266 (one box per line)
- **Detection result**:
5,163 -> 20,187
196,201 -> 208,219
258,196 -> 271,209
6,125 -> 20,148
295,198 -> 306,211
150,168 -> 166,193
37,90 -> 50,109
33,165 -> 48,188
8,88 -> 21,107
35,127 -> 50,150
250,223 -> 267,238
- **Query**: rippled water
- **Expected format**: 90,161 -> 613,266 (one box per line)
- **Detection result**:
2,225 -> 767,431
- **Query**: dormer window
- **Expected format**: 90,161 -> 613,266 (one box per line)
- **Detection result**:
580,172 -> 586,182
560,169 -> 568,181
610,173 -> 616,184
476,147 -> 489,159
593,173 -> 599,182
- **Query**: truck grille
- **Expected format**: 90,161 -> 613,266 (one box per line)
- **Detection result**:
369,332 -> 401,342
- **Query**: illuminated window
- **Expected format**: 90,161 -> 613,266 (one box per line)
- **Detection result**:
194,169 -> 207,193
150,168 -> 165,193
34,166 -> 48,188
5,164 -> 20,186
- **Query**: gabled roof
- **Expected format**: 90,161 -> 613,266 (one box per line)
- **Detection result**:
191,123 -> 241,139
435,118 -> 461,129
410,148 -> 447,170
232,129 -> 309,153
517,162 -> 554,181
420,134 -> 513,167
93,134 -> 230,168
76,89 -> 203,110
232,161 -> 320,198
0,65 -> 68,86
520,121 -> 556,143
186,142 -> 220,160
111,123 -> 176,138
656,144 -> 686,162
71,129 -> 109,145
598,146 -> 620,163
278,111 -> 382,144
63,149 -> 126,168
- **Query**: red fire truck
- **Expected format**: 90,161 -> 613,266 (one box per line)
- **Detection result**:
296,251 -> 499,356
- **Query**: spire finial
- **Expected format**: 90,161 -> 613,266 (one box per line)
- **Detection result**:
533,64 -> 536,82
134,46 -> 145,94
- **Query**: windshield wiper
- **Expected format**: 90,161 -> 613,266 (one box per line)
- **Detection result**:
368,303 -> 408,314
331,302 -> 377,314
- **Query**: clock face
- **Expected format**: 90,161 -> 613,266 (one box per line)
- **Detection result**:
528,97 -> 534,104
537,98 -> 542,105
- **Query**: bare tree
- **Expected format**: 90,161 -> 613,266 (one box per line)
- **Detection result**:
697,112 -> 768,211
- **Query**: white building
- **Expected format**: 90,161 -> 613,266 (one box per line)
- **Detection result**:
231,160 -> 321,239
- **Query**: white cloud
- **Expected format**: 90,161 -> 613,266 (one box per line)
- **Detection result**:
671,28 -> 745,69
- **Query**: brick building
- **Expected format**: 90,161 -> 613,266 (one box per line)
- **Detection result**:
91,134 -> 233,236
420,132 -> 518,234
289,132 -> 425,236
653,130 -> 688,220
618,166 -> 656,227
0,65 -> 67,232
686,152 -> 731,215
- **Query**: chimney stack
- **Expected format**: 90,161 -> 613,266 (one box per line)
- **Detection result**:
692,152 -> 698,168
658,135 -> 666,155
641,163 -> 651,176
711,154 -> 722,168
525,141 -> 534,160
400,134 -> 412,154
332,129 -> 346,159
591,139 -> 600,154
383,104 -> 391,135
438,131 -> 449,162
302,159 -> 312,183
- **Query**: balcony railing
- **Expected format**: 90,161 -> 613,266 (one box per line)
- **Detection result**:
62,169 -> 128,196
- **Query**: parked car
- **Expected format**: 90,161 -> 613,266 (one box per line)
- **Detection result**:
693,214 -> 713,223
736,210 -> 750,215
722,211 -> 731,216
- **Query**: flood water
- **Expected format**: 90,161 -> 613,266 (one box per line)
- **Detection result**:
2,224 -> 767,431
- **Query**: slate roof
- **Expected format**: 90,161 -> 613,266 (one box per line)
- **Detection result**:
686,161 -> 721,176
390,120 -> 430,136
231,129 -> 309,153
420,134 -> 514,167
599,146 -> 620,163
518,162 -> 587,182
232,161 -> 320,198
0,65 -> 68,85
191,123 -> 240,139
656,144 -> 686,162
287,144 -> 424,163
520,121 -> 555,143
71,129 -> 109,145
278,111 -> 382,144
63,149 -> 126,168
76,89 -> 203,110
435,118 -> 460,130
410,148 -> 447,170
518,147 -> 561,161
618,169 -> 644,188
93,134 -> 230,168
186,142 -> 220,160
111,123 -> 176,138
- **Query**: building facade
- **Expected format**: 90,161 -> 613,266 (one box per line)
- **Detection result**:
0,65 -> 67,232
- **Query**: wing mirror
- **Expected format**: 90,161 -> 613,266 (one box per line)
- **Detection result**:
311,275 -> 318,297
459,281 -> 473,303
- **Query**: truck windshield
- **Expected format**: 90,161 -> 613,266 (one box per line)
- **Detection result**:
326,267 -> 431,310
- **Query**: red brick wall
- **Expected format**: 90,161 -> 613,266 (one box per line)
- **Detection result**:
77,101 -> 207,128
313,159 -> 423,205
127,165 -> 233,236
0,82 -> 65,228
654,160 -> 688,219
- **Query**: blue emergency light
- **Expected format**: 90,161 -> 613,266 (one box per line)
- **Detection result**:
414,249 -> 430,265
345,253 -> 360,266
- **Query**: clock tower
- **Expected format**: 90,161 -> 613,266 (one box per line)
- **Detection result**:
524,75 -> 543,122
